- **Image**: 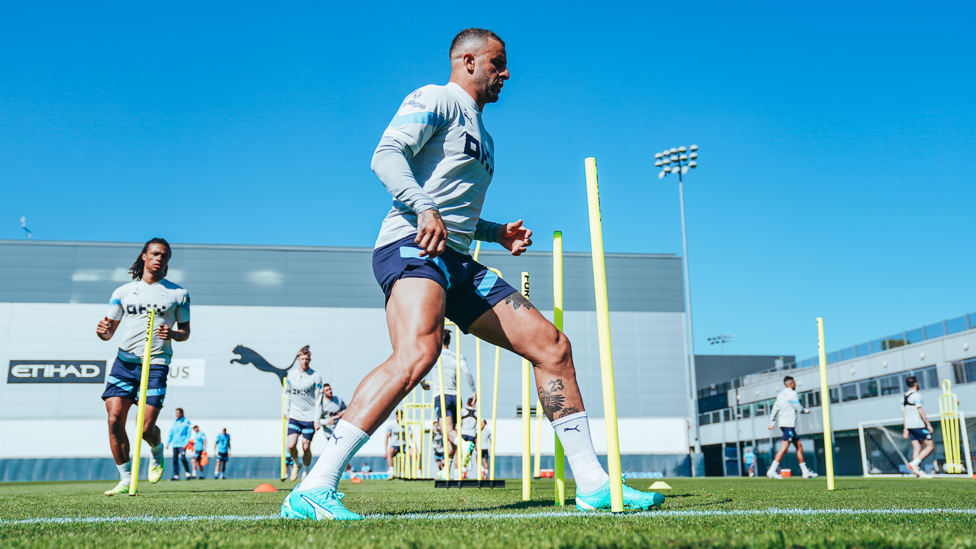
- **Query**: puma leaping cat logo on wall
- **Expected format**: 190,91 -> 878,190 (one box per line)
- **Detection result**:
230,345 -> 295,384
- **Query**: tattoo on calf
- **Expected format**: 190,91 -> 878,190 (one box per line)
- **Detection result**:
503,291 -> 534,312
558,406 -> 580,419
538,379 -> 567,421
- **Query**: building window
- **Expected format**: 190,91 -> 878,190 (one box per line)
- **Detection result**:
859,379 -> 879,399
925,322 -> 945,340
809,390 -> 821,408
829,387 -> 840,404
841,382 -> 859,402
723,409 -> 732,422
755,402 -> 766,417
881,374 -> 901,396
955,358 -> 976,385
947,316 -> 967,335
841,347 -> 855,361
712,411 -> 722,424
741,405 -> 751,419
699,413 -> 711,426
925,366 -> 939,389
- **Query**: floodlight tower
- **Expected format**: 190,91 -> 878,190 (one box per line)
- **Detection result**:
707,334 -> 737,355
655,145 -> 700,459
20,216 -> 32,240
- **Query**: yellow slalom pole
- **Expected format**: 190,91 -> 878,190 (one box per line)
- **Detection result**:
476,334 -> 483,480
456,327 -> 463,481
281,377 -> 288,481
584,157 -> 623,512
129,308 -> 156,496
488,268 -> 503,482
534,398 -> 543,477
816,317 -> 836,491
490,342 -> 501,481
521,271 -> 531,500
553,231 -> 566,505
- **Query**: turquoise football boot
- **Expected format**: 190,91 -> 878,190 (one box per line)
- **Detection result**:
575,479 -> 665,511
280,486 -> 362,521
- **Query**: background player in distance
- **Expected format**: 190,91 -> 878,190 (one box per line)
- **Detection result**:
190,425 -> 207,479
213,428 -> 231,479
284,346 -> 324,481
383,411 -> 407,479
743,446 -> 755,477
166,407 -> 193,480
421,329 -> 475,475
478,420 -> 491,478
96,238 -> 191,495
902,375 -> 935,478
766,376 -> 817,479
320,383 -> 347,436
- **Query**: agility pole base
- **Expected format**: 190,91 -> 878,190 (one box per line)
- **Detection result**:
434,480 -> 506,489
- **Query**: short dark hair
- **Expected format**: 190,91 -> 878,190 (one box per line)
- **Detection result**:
323,383 -> 331,388
298,345 -> 311,357
784,376 -> 794,384
443,329 -> 452,347
176,407 -> 184,414
449,28 -> 504,58
129,238 -> 172,280
906,376 -> 918,388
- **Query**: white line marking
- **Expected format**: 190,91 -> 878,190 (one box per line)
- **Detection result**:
3,508 -> 976,526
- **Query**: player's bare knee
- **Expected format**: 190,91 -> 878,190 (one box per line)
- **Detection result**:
395,341 -> 440,387
534,332 -> 574,374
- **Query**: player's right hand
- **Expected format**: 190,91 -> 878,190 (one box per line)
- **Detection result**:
902,429 -> 909,439
767,424 -> 774,430
415,208 -> 447,258
96,316 -> 111,334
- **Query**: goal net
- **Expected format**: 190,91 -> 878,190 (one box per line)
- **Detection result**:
858,413 -> 974,477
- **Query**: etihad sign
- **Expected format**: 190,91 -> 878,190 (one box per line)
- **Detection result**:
7,360 -> 107,384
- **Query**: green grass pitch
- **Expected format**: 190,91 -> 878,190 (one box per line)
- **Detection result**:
2,477 -> 975,548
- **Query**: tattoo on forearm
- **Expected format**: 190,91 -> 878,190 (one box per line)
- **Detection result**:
538,379 -> 567,421
504,291 -> 534,312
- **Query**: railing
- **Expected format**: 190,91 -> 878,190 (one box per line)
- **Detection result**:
698,312 -> 976,399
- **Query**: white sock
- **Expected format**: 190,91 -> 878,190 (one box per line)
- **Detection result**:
299,420 -> 369,492
551,412 -> 610,493
117,460 -> 132,483
800,462 -> 810,473
768,460 -> 780,473
910,458 -> 921,466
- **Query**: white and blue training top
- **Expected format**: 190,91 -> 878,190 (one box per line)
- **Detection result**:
107,278 -> 190,366
371,82 -> 503,255
768,387 -> 806,429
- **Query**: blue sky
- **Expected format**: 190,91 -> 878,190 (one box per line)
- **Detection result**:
2,1 -> 974,360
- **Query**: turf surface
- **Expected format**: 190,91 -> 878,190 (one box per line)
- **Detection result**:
2,477 -> 976,548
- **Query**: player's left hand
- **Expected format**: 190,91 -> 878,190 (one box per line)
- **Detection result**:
157,324 -> 172,340
767,424 -> 774,430
314,420 -> 321,432
498,220 -> 533,256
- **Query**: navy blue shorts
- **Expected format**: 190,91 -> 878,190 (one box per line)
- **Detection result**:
372,235 -> 518,333
434,394 -> 458,421
288,419 -> 316,440
101,357 -> 168,408
194,451 -> 204,460
217,452 -> 229,461
462,434 -> 476,443
908,428 -> 932,442
781,427 -> 799,443
390,446 -> 401,457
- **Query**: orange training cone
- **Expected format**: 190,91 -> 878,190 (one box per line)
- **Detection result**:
253,483 -> 278,493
